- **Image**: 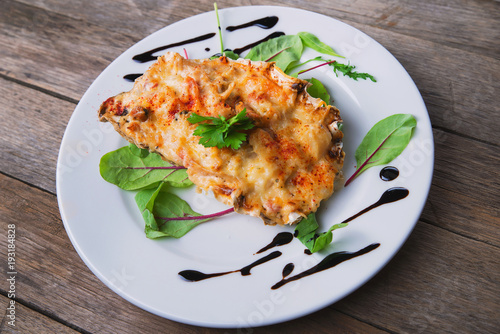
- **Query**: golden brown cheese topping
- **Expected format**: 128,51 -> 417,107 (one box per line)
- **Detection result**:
99,52 -> 344,225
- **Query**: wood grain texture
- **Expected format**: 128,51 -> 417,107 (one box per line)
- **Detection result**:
422,129 -> 500,246
0,295 -> 79,334
0,76 -> 73,194
0,174 -> 387,333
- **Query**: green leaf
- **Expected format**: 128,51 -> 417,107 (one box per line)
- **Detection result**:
99,145 -> 192,190
188,109 -> 255,149
306,77 -> 330,104
128,143 -> 149,158
294,213 -> 319,251
345,114 -> 417,186
328,61 -> 377,82
223,50 -> 239,60
135,183 -> 206,239
209,50 -> 240,60
286,56 -> 323,76
295,213 -> 349,253
245,35 -> 303,72
311,223 -> 349,252
298,32 -> 344,58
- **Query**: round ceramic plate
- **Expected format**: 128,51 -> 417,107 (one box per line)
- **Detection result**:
57,6 -> 433,328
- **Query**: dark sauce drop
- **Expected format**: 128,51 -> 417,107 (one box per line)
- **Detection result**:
380,166 -> 399,181
205,47 -> 210,52
282,263 -> 295,278
241,251 -> 281,276
179,251 -> 281,282
296,187 -> 409,246
271,243 -> 380,289
132,32 -> 216,63
123,73 -> 142,82
226,16 -> 279,31
304,249 -> 312,255
339,187 -> 409,226
233,31 -> 285,55
256,232 -> 293,254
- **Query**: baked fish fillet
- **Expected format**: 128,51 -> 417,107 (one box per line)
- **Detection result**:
99,52 -> 344,225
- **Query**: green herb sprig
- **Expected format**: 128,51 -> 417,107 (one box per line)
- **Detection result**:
328,61 -> 377,82
188,109 -> 255,149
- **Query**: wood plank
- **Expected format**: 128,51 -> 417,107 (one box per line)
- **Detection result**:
0,0 -> 499,143
0,76 -> 74,194
0,295 -> 79,333
16,0 -> 500,58
333,221 -> 500,333
421,128 -> 500,246
0,0 -> 138,101
0,173 -> 388,334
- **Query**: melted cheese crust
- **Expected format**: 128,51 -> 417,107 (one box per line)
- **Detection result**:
99,52 -> 344,225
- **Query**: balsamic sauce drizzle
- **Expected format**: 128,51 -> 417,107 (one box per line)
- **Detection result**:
179,251 -> 282,282
132,32 -> 216,63
233,31 -> 285,55
380,166 -> 399,181
336,187 -> 409,227
226,16 -> 279,31
178,187 -> 408,285
272,243 -> 380,290
282,263 -> 295,278
256,232 -> 293,254
123,16 -> 283,81
123,73 -> 143,82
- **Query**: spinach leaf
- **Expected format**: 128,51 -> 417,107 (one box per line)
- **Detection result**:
135,183 -> 234,239
345,114 -> 417,186
295,213 -> 349,253
294,213 -> 319,251
128,142 -> 149,158
99,144 -> 191,190
287,56 -> 323,76
311,222 -> 349,252
245,35 -> 303,72
306,77 -> 330,104
135,183 -> 204,238
218,50 -> 240,60
297,32 -> 343,58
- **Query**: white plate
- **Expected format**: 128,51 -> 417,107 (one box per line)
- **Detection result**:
56,6 -> 433,328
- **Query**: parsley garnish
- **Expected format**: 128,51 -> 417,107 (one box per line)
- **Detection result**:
188,109 -> 255,149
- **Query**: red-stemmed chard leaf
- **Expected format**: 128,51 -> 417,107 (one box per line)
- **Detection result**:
99,143 -> 192,190
135,182 -> 234,239
297,60 -> 336,75
344,114 -> 417,187
265,47 -> 291,62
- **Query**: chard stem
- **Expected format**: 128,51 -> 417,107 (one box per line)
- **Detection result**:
298,60 -> 336,75
265,47 -> 291,62
157,208 -> 234,221
125,166 -> 186,170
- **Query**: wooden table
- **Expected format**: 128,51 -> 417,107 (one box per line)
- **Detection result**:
1,0 -> 498,333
